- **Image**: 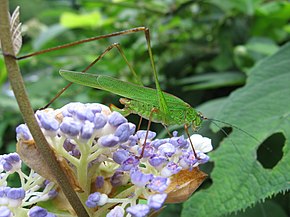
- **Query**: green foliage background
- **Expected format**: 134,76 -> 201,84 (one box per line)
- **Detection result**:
0,0 -> 289,216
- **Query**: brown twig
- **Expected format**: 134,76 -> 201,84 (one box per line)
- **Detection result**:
0,1 -> 90,216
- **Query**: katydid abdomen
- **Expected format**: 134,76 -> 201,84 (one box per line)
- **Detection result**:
60,70 -> 203,129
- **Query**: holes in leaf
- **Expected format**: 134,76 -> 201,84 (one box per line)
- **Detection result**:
257,133 -> 285,169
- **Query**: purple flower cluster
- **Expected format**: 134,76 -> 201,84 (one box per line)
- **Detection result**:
0,151 -> 58,216
15,102 -> 212,217
0,153 -> 21,173
0,187 -> 25,207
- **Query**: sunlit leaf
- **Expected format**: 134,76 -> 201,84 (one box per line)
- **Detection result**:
182,43 -> 290,217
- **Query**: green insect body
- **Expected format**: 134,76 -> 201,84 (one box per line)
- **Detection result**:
59,70 -> 203,129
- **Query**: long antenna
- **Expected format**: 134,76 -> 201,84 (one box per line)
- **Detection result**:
205,117 -> 260,144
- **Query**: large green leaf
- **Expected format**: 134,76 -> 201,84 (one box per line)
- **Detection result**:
182,43 -> 290,216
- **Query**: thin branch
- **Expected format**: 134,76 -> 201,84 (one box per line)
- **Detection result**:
0,1 -> 90,217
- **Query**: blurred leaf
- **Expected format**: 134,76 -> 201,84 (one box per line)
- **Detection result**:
182,43 -> 290,216
175,72 -> 245,90
33,24 -> 68,49
60,11 -> 113,29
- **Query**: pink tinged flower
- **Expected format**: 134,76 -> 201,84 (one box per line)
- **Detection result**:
196,151 -> 210,164
130,170 -> 153,187
138,144 -> 154,158
16,124 -> 32,141
147,177 -> 170,193
158,143 -> 176,157
120,156 -> 140,171
148,154 -> 167,168
147,193 -> 167,210
28,206 -> 56,217
108,112 -> 127,127
169,135 -> 188,148
0,206 -> 12,217
188,134 -> 213,153
60,117 -> 82,137
99,135 -> 120,147
107,206 -> 125,217
93,113 -> 107,129
85,192 -> 108,208
161,162 -> 182,177
126,204 -> 150,217
179,151 -> 198,169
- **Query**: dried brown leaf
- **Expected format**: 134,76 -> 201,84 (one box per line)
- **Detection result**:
165,167 -> 207,203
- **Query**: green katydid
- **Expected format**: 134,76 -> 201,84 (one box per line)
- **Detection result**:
58,27 -> 205,158
16,27 -> 205,157
16,26 -> 255,159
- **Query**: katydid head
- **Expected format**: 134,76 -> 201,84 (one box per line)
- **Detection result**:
184,107 -> 203,131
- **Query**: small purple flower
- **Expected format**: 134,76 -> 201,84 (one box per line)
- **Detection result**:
136,130 -> 156,140
0,186 -> 10,197
36,111 -> 59,131
7,188 -> 25,200
138,144 -> 154,158
80,121 -> 94,139
151,139 -> 168,149
28,206 -> 56,217
114,123 -> 132,142
0,206 -> 11,217
60,117 -> 82,137
130,170 -> 153,187
85,103 -> 102,114
1,153 -> 21,172
197,151 -> 210,164
107,206 -> 124,217
179,150 -> 198,169
16,124 -> 32,140
63,139 -> 76,152
158,143 -> 176,157
48,189 -> 58,199
108,112 -> 127,127
99,135 -> 120,147
126,135 -> 138,147
161,162 -> 182,177
75,107 -> 95,122
95,176 -> 104,189
85,192 -> 108,208
169,135 -> 188,148
120,156 -> 139,171
148,193 -> 167,210
148,154 -> 167,168
113,149 -> 130,164
93,113 -> 107,129
126,204 -> 150,217
147,177 -> 170,193
110,171 -> 128,187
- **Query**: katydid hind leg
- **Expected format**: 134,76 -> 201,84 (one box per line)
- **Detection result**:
143,28 -> 169,122
17,27 -> 149,60
42,42 -> 142,109
139,108 -> 159,159
184,125 -> 198,159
